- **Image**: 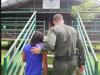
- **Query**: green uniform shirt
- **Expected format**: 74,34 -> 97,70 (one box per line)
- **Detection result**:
43,24 -> 84,57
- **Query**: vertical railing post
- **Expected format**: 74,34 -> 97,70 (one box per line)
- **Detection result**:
95,61 -> 98,75
34,12 -> 36,31
3,57 -> 7,75
44,21 -> 45,35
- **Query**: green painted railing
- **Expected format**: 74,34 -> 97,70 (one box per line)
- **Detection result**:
76,12 -> 98,75
3,11 -> 36,75
1,21 -> 45,39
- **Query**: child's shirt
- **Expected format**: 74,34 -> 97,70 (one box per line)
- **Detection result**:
23,43 -> 43,75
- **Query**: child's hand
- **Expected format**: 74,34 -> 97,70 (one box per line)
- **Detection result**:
31,47 -> 41,54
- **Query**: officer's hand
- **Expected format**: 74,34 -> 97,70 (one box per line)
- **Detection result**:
77,65 -> 84,75
31,47 -> 41,54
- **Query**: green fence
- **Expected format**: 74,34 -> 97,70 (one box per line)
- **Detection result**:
3,11 -> 36,75
76,12 -> 98,75
1,21 -> 45,40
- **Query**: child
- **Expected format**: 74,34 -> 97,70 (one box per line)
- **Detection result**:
22,31 -> 44,75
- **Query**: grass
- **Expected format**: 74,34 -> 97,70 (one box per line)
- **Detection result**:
48,57 -> 53,65
1,50 -> 6,65
93,44 -> 100,50
93,44 -> 100,74
96,52 -> 100,75
1,50 -> 7,74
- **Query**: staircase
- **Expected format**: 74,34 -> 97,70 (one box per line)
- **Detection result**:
2,11 -> 98,75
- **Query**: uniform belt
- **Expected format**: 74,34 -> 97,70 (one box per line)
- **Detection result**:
55,55 -> 76,61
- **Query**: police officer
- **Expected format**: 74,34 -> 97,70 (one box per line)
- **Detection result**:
31,14 -> 85,75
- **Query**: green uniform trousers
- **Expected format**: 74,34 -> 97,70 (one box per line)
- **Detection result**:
53,57 -> 77,75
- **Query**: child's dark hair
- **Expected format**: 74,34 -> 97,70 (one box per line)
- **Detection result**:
30,31 -> 43,46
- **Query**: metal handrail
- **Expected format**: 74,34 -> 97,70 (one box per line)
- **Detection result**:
77,17 -> 94,75
3,11 -> 36,75
4,11 -> 36,57
77,12 -> 98,75
78,12 -> 98,61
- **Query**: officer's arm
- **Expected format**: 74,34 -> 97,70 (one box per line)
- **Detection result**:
31,28 -> 56,54
41,28 -> 56,51
76,32 -> 85,65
